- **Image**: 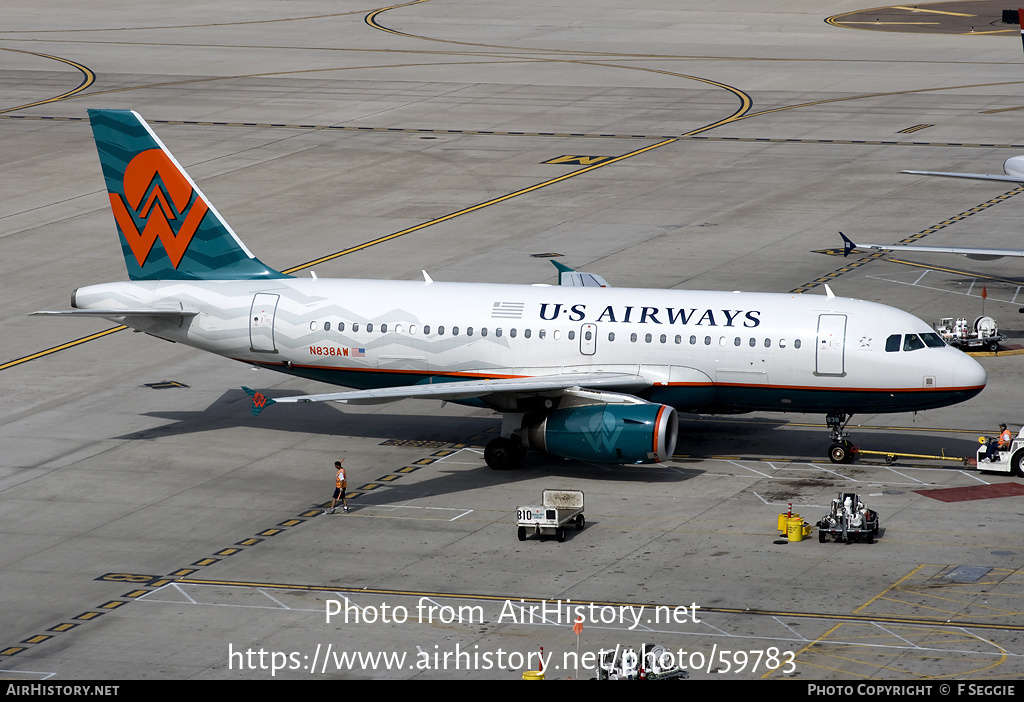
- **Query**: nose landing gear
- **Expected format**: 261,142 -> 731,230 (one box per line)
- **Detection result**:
827,413 -> 857,464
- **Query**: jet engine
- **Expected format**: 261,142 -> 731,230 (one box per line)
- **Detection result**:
521,402 -> 678,464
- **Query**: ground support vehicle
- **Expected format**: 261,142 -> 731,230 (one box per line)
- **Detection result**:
596,644 -> 689,680
934,316 -> 1005,352
817,492 -> 879,543
975,433 -> 1024,475
516,489 -> 584,542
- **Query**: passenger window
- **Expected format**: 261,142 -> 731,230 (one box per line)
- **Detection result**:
509,329 -> 516,338
779,339 -> 787,348
764,338 -> 770,347
608,332 -> 615,342
554,330 -> 561,340
352,323 -> 359,332
794,339 -> 801,349
568,330 -> 575,340
585,331 -> 592,341
395,324 -> 402,334
630,333 -> 638,343
645,333 -> 653,343
903,334 -> 925,351
539,330 -> 546,339
734,337 -> 741,346
467,327 -> 474,337
885,334 -> 901,352
704,336 -> 711,345
675,335 -> 682,344
339,322 -> 345,332
495,328 -> 502,337
749,338 -> 756,347
660,334 -> 667,344
310,321 -> 318,331
525,329 -> 532,339
690,335 -> 697,345
380,324 -> 387,333
452,326 -> 459,335
324,321 -> 331,331
436,326 -> 443,335
367,323 -> 373,332
480,328 -> 487,337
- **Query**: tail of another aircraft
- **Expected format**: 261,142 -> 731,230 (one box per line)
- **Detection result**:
88,109 -> 287,281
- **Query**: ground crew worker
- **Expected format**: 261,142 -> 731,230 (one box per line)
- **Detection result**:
984,423 -> 1012,462
329,459 -> 349,513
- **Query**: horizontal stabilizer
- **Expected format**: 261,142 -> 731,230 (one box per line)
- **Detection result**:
32,309 -> 198,318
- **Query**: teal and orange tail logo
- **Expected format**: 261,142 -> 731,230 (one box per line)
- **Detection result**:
89,109 -> 287,281
242,386 -> 276,417
108,148 -> 208,269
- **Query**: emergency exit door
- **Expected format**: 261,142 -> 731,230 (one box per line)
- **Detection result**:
579,323 -> 597,355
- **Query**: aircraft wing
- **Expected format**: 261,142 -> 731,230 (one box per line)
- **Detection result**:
840,232 -> 1024,261
901,169 -> 1024,184
243,372 -> 649,416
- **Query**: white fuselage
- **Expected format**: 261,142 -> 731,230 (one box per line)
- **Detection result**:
72,277 -> 987,414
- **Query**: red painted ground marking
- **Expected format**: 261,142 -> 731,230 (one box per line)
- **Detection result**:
914,482 -> 1024,503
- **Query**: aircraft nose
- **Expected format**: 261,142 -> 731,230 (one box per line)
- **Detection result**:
953,354 -> 987,390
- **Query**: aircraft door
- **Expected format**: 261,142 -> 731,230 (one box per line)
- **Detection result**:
250,293 -> 280,353
816,313 -> 846,376
580,323 -> 597,355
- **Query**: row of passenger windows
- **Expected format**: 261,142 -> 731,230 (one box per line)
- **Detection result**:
311,320 -> 803,349
884,332 -> 946,352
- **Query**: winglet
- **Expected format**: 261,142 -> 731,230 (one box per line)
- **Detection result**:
242,386 -> 275,417
840,232 -> 856,258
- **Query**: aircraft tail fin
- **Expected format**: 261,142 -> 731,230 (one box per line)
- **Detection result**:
88,109 -> 288,281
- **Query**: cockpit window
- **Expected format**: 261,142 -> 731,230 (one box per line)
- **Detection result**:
903,334 -> 925,351
885,334 -> 901,352
919,332 -> 946,348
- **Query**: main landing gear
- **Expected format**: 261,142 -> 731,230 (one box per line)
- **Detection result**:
485,436 -> 526,469
827,413 -> 857,464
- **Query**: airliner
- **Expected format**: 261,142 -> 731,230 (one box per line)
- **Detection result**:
36,110 -> 987,467
842,156 -> 1024,260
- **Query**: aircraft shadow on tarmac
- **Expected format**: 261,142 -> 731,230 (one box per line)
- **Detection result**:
111,390 -> 980,485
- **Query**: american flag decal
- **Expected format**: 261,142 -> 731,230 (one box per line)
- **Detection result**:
351,348 -> 365,357
491,301 -> 525,319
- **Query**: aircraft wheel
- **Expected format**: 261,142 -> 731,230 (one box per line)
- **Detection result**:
829,442 -> 850,464
1011,448 -> 1024,477
485,437 -> 523,469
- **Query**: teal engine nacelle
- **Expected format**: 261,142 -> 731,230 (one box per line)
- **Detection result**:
522,403 -> 678,464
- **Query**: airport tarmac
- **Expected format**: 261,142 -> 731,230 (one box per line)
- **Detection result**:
2,0 -> 1024,681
